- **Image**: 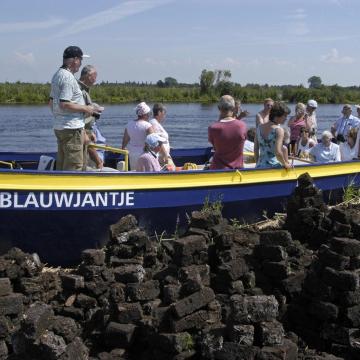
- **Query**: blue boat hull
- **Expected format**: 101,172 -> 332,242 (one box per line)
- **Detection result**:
0,172 -> 354,265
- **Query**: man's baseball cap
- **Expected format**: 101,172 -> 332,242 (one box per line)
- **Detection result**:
63,46 -> 90,59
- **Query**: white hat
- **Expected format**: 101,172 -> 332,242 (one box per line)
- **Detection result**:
145,133 -> 166,148
307,99 -> 318,108
135,102 -> 151,116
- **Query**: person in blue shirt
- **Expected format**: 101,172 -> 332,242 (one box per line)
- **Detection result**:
331,104 -> 360,143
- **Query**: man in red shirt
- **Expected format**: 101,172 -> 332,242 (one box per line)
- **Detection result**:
208,95 -> 247,170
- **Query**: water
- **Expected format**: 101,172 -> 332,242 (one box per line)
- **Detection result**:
0,103 -> 344,152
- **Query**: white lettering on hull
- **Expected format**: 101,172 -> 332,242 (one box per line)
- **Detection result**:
0,191 -> 136,209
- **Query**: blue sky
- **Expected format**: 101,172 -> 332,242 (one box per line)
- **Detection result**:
1,0 -> 359,85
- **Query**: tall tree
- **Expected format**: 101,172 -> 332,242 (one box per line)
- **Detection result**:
308,76 -> 322,89
164,77 -> 178,87
200,69 -> 215,94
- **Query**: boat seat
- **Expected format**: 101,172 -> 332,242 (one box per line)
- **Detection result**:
37,155 -> 55,171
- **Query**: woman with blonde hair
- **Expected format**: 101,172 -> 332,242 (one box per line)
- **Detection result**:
256,98 -> 274,126
340,127 -> 358,161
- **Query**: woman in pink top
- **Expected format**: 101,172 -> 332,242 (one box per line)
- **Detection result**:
288,103 -> 306,155
208,95 -> 247,170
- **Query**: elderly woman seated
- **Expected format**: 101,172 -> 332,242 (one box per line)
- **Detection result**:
340,128 -> 358,161
136,133 -> 166,172
309,130 -> 341,163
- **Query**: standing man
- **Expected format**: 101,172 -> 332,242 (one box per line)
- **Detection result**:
49,46 -> 95,171
78,65 -> 106,169
208,95 -> 247,170
331,104 -> 360,143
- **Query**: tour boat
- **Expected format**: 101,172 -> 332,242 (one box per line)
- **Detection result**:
0,146 -> 358,265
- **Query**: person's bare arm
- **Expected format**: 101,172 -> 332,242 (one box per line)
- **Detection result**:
122,128 -> 130,149
255,113 -> 262,127
275,127 -> 291,169
88,148 -> 103,169
254,132 -> 259,164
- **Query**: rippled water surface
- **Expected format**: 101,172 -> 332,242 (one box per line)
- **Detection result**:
0,103 -> 344,152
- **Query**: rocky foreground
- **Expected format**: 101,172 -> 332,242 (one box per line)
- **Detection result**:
0,174 -> 360,359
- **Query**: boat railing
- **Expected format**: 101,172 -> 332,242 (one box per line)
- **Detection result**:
0,160 -> 14,169
88,144 -> 129,171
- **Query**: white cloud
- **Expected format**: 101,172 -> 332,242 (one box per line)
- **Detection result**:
286,8 -> 306,20
14,52 -> 35,65
223,57 -> 241,66
321,48 -> 355,64
248,58 -> 261,66
272,58 -> 292,66
286,8 -> 309,36
0,18 -> 65,33
330,0 -> 342,6
144,57 -> 166,66
56,0 -> 174,37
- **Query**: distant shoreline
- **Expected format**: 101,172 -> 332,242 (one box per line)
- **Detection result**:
1,82 -> 360,105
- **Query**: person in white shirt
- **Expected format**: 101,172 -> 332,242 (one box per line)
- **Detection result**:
244,127 -> 255,153
305,99 -> 318,142
297,127 -> 315,159
122,102 -> 154,170
309,131 -> 341,163
331,104 -> 360,143
149,103 -> 172,166
340,128 -> 358,161
49,46 -> 95,171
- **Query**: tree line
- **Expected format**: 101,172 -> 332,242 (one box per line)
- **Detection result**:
0,72 -> 360,105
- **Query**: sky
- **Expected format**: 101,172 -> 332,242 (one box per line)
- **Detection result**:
0,0 -> 360,86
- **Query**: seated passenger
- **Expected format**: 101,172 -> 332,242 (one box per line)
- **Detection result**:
208,95 -> 247,170
254,101 -> 291,169
309,131 -> 341,163
331,104 -> 360,143
340,128 -> 358,161
244,127 -> 255,153
296,127 -> 315,159
136,133 -> 165,172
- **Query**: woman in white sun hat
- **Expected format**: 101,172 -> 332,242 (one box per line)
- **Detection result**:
305,99 -> 318,142
122,102 -> 154,170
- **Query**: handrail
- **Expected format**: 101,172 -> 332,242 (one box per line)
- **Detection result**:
0,160 -> 14,169
244,151 -> 254,157
88,144 -> 129,171
289,155 -> 315,164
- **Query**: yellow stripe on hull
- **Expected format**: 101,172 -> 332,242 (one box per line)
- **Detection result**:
0,162 -> 359,191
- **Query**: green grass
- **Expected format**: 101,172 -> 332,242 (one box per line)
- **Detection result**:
343,182 -> 360,204
201,195 -> 223,215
